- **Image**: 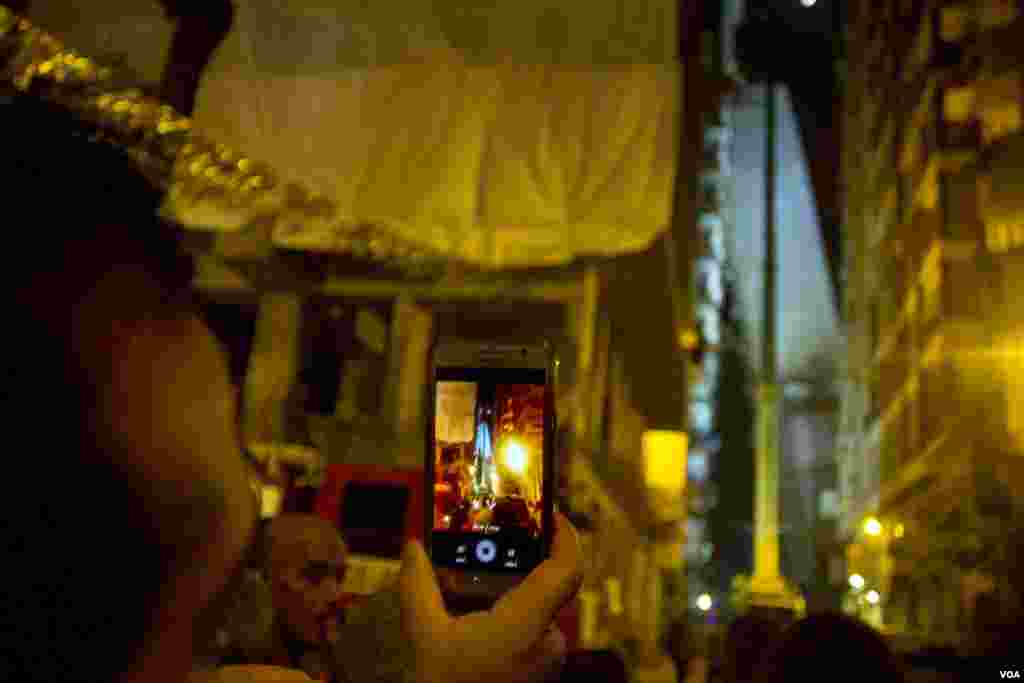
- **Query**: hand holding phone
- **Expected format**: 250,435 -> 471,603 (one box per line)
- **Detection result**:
399,512 -> 583,683
426,342 -> 556,606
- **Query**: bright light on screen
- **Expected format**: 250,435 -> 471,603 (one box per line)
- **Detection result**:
504,440 -> 528,473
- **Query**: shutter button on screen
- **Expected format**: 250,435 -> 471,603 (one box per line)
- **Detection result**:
475,539 -> 498,564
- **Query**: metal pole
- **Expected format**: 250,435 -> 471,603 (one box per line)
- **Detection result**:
763,85 -> 776,383
749,83 -> 795,613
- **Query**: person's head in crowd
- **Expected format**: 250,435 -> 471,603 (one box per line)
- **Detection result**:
264,514 -> 349,644
971,592 -> 1020,657
441,445 -> 460,466
557,649 -> 628,683
720,613 -> 785,683
663,618 -> 703,682
757,612 -> 903,683
1,92 -> 258,683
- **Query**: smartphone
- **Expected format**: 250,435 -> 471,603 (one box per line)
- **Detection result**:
425,341 -> 556,610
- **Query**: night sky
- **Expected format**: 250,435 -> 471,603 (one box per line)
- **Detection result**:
735,0 -> 846,307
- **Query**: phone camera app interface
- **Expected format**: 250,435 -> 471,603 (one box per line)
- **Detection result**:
433,371 -> 545,572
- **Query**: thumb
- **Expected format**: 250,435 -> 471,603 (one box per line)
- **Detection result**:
207,665 -> 314,682
398,540 -> 448,638
530,626 -> 567,683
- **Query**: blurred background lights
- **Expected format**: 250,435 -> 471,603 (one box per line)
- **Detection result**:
696,593 -> 713,612
849,573 -> 865,590
866,590 -> 881,605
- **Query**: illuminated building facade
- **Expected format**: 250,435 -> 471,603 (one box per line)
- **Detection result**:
839,0 -> 1024,647
685,76 -> 730,618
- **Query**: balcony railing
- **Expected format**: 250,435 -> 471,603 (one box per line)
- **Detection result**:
904,204 -> 943,277
918,363 -> 952,457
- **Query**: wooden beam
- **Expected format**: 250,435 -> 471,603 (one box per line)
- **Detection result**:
321,278 -> 583,303
193,256 -> 584,303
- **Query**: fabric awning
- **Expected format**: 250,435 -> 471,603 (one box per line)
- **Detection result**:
193,1 -> 680,269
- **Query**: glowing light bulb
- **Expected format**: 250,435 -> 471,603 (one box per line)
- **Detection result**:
866,590 -> 880,605
863,517 -> 882,536
801,0 -> 817,7
504,441 -> 528,473
849,574 -> 865,590
696,594 -> 713,612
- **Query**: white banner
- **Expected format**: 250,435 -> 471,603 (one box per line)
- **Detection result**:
193,0 -> 680,268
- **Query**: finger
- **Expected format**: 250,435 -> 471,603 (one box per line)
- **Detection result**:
213,665 -> 314,682
397,539 -> 449,639
528,626 -> 567,683
488,512 -> 583,648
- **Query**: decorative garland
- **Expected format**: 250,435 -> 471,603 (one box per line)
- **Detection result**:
0,6 -> 447,274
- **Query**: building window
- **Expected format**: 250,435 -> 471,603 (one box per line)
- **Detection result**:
1003,338 -> 1024,440
688,448 -> 708,482
819,489 -> 839,519
698,303 -> 721,347
690,400 -> 713,437
870,298 -> 881,357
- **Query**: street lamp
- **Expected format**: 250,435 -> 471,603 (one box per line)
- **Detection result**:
863,517 -> 883,537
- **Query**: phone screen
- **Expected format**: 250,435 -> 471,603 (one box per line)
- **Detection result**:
431,366 -> 548,574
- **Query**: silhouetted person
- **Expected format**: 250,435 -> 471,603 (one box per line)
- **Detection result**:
664,619 -> 707,683
718,615 -> 785,683
494,486 -> 536,533
559,649 -> 628,683
970,593 -> 1020,658
158,0 -> 235,115
757,613 -> 904,683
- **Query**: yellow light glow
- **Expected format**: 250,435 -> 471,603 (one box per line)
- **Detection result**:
863,517 -> 883,537
849,574 -> 865,590
696,594 -> 713,612
679,329 -> 700,351
260,485 -> 283,519
504,440 -> 528,474
643,430 -> 688,493
893,523 -> 905,539
865,590 -> 880,605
